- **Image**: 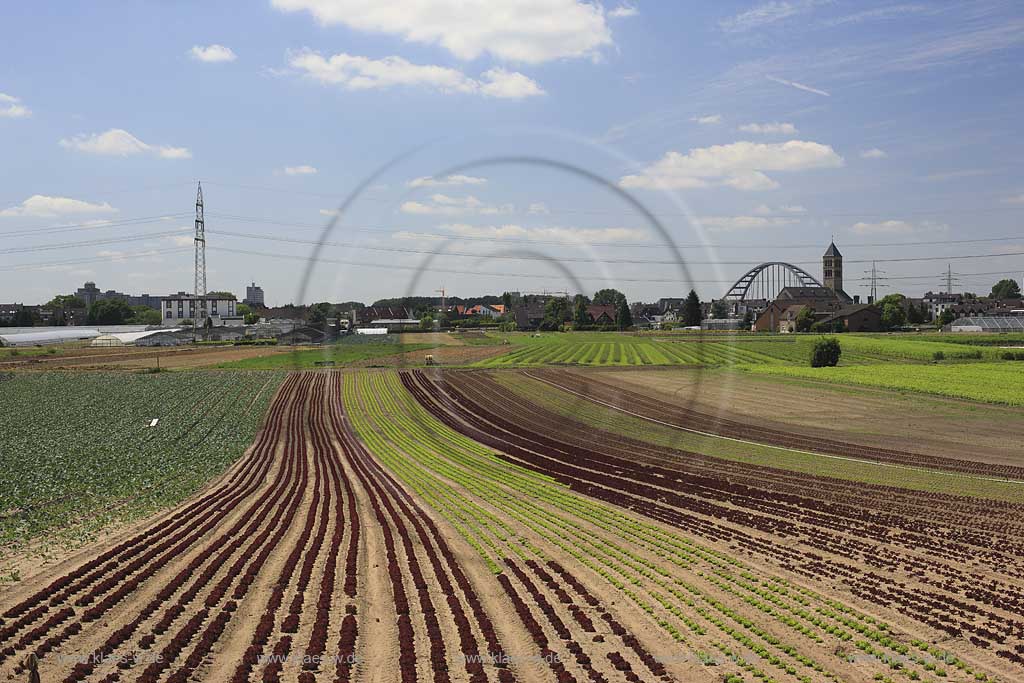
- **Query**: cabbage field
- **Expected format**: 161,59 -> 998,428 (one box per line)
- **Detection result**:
0,371 -> 284,561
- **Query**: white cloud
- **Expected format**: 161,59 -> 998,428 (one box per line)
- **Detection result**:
0,195 -> 118,218
287,50 -> 544,98
1003,194 -> 1024,205
860,148 -> 887,159
851,219 -> 948,235
699,215 -> 799,232
271,0 -> 613,64
408,174 -> 487,188
720,0 -> 827,33
739,121 -> 797,135
426,223 -> 648,243
0,93 -> 31,118
59,128 -> 192,159
609,4 -> 638,18
766,75 -> 830,97
619,140 -> 843,191
283,164 -> 318,175
320,208 -> 341,216
400,194 -> 512,216
478,67 -> 546,98
189,44 -> 237,63
528,202 -> 550,215
693,114 -> 722,125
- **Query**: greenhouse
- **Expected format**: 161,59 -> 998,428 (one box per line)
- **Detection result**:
0,329 -> 101,347
948,316 -> 1024,332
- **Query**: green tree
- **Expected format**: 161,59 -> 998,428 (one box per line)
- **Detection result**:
811,337 -> 842,367
615,297 -> 633,329
710,299 -> 729,319
990,278 -> 1021,300
46,295 -> 85,309
206,290 -> 237,300
936,308 -> 956,327
741,309 -> 754,328
87,299 -> 133,325
236,303 -> 260,324
501,291 -> 513,311
591,289 -> 622,306
540,297 -> 571,331
307,302 -> 333,326
128,306 -> 161,325
682,290 -> 702,327
419,314 -> 434,331
875,293 -> 907,330
906,301 -> 924,324
572,294 -> 590,329
795,307 -> 816,332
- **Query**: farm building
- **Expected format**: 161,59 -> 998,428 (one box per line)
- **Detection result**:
277,326 -> 326,344
366,318 -> 420,333
585,305 -> 616,326
817,304 -> 881,332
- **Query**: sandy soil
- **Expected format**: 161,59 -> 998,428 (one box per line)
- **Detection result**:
595,366 -> 1024,467
397,332 -> 466,346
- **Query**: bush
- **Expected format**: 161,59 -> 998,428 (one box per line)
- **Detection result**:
810,337 -> 841,367
1002,351 -> 1024,361
933,351 -> 945,361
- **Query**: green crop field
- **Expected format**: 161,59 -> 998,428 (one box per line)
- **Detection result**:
472,333 -> 782,367
743,362 -> 1024,406
469,330 -> 1008,367
0,371 -> 284,564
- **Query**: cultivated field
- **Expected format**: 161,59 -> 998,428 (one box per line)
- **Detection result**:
0,371 -> 281,565
2,334 -> 1023,682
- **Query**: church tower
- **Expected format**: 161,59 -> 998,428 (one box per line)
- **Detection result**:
823,242 -> 843,295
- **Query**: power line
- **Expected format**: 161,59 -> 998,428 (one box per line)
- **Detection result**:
201,227 -> 1024,267
1,229 -> 190,255
206,211 -> 1024,251
200,180 -> 1024,219
0,247 -> 193,273
0,213 -> 189,238
5,219 -> 1022,270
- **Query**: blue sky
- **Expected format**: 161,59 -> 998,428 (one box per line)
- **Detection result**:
2,0 -> 1023,306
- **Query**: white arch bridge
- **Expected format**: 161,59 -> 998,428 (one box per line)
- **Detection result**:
723,262 -> 823,302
